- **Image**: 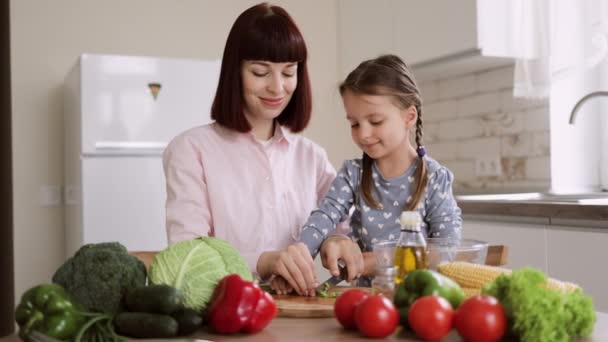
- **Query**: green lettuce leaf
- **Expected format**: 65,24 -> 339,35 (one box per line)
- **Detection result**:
482,268 -> 595,342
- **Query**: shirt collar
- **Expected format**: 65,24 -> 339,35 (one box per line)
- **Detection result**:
213,121 -> 294,145
274,124 -> 294,144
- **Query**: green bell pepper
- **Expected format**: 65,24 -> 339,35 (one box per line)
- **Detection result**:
14,283 -> 86,341
393,269 -> 465,326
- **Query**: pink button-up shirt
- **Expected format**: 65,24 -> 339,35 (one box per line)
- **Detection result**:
163,122 -> 338,271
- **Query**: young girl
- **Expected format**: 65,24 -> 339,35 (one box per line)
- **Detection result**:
296,54 -> 462,286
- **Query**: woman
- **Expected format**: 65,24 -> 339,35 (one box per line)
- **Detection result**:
163,2 -> 341,296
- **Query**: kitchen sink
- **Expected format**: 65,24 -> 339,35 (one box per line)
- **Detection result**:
456,192 -> 608,205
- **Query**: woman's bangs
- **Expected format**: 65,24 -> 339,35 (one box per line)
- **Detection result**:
240,16 -> 307,63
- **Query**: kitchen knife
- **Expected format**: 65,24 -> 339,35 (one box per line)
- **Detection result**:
315,261 -> 349,294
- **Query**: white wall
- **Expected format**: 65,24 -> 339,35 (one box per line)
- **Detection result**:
9,0 -> 357,303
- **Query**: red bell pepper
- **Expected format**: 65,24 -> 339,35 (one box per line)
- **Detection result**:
207,274 -> 278,334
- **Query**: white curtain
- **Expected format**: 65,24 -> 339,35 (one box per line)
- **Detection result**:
510,0 -> 608,99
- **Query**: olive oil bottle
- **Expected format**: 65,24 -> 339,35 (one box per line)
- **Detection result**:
393,211 -> 427,284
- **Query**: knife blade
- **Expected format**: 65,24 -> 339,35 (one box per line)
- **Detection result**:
315,261 -> 348,294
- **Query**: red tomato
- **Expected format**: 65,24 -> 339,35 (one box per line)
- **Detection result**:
333,289 -> 369,330
354,295 -> 399,338
408,295 -> 454,341
454,295 -> 507,342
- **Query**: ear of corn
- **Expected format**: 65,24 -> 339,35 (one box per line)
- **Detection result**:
437,261 -> 580,293
544,278 -> 580,292
437,262 -> 511,289
461,287 -> 482,298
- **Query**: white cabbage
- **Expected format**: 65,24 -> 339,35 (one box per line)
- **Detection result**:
148,237 -> 252,310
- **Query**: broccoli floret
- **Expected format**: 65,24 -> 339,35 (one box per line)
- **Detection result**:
52,242 -> 147,314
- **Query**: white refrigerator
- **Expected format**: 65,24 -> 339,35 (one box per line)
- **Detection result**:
64,54 -> 220,257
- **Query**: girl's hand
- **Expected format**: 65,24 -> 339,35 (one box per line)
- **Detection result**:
270,275 -> 293,295
257,243 -> 318,296
319,235 -> 365,282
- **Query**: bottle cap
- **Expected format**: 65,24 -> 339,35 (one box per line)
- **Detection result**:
400,211 -> 422,228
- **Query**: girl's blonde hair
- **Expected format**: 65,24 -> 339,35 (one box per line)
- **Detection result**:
339,54 -> 427,211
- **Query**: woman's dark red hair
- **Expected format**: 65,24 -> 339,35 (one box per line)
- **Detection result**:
211,2 -> 311,133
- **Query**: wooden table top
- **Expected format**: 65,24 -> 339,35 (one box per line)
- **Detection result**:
2,311 -> 607,342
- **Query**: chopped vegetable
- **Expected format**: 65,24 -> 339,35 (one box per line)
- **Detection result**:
258,283 -> 275,294
315,283 -> 338,298
482,268 -> 595,342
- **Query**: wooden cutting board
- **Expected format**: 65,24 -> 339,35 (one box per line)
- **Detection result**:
273,287 -> 371,318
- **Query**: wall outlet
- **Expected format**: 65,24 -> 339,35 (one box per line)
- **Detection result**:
39,185 -> 63,207
475,157 -> 502,177
64,185 -> 79,205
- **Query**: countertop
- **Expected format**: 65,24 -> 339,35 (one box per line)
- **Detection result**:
2,313 -> 608,341
458,200 -> 608,221
455,192 -> 608,224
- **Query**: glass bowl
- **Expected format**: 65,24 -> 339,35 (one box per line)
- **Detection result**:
426,238 -> 488,270
372,240 -> 398,268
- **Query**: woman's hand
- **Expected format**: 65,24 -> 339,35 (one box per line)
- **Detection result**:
270,275 -> 293,295
319,235 -> 365,282
257,243 -> 318,296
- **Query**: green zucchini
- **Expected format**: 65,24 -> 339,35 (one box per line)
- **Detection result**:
114,312 -> 178,338
125,284 -> 183,314
172,308 -> 203,336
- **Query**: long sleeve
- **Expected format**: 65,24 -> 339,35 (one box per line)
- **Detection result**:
298,162 -> 357,256
163,134 -> 212,244
423,167 -> 462,240
313,150 -> 351,236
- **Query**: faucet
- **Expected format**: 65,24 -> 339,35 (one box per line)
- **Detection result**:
568,91 -> 608,192
569,91 -> 608,124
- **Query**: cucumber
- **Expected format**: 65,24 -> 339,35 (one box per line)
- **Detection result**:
114,312 -> 178,338
172,308 -> 203,336
125,284 -> 183,314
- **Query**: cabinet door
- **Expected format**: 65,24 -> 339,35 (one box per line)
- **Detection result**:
464,220 -> 548,272
80,157 -> 167,255
547,227 -> 608,313
391,0 -> 478,65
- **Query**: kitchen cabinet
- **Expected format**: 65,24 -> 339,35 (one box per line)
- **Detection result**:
546,226 -> 608,313
337,0 -> 514,81
391,0 -> 478,66
463,219 -> 548,272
